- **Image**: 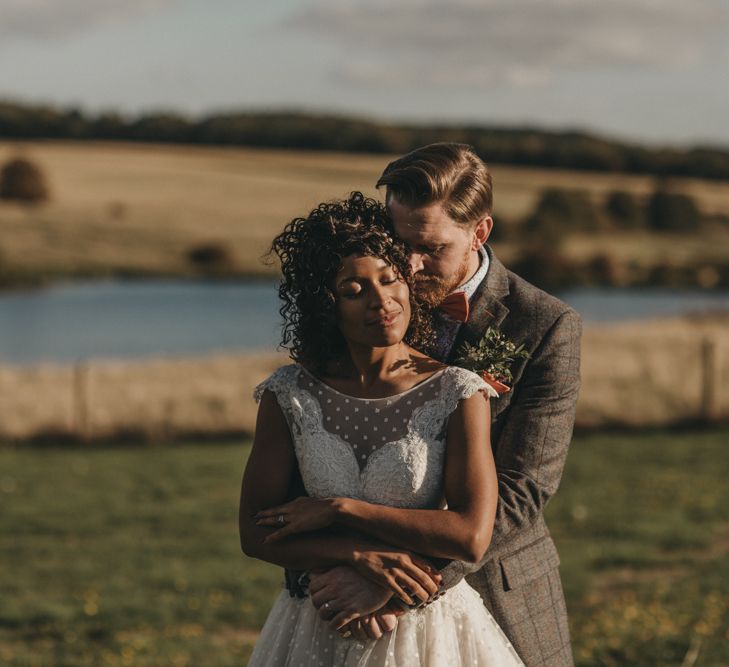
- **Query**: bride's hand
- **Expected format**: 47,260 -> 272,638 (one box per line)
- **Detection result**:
309,566 -> 393,631
351,548 -> 442,606
254,496 -> 338,543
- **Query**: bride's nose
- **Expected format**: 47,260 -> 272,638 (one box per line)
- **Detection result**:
368,283 -> 391,309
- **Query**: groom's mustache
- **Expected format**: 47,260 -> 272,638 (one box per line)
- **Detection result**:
413,273 -> 452,307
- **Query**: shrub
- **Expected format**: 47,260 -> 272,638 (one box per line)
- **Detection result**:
523,188 -> 602,242
0,156 -> 49,204
586,253 -> 624,286
510,247 -> 579,291
186,242 -> 235,275
648,262 -> 690,287
605,190 -> 645,229
646,187 -> 701,232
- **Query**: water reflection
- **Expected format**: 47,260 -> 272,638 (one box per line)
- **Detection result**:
0,280 -> 727,365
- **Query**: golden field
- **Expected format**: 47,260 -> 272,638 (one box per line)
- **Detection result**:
1,140 -> 729,282
0,314 -> 726,441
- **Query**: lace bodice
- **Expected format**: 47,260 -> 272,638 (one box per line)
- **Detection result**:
254,364 -> 495,510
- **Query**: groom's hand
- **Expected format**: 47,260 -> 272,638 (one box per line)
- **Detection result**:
346,608 -> 400,640
309,566 -> 392,629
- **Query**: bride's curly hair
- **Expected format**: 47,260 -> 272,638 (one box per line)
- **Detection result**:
269,191 -> 435,372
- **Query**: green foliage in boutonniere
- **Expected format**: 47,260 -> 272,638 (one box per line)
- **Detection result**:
454,327 -> 530,387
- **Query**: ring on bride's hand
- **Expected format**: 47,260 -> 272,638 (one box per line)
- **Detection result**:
277,514 -> 286,525
340,630 -> 352,638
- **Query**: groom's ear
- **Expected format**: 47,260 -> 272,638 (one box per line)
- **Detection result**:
471,216 -> 493,250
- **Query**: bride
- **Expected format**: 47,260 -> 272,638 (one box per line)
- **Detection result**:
239,192 -> 523,666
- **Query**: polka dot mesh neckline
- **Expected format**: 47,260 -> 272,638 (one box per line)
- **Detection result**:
297,369 -> 446,471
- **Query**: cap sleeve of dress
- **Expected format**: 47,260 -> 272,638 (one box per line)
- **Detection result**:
253,364 -> 300,404
440,366 -> 498,417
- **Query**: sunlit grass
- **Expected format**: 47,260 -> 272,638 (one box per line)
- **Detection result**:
1,429 -> 727,665
0,443 -> 278,666
549,429 -> 729,666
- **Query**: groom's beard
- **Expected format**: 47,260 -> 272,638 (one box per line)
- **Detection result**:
412,274 -> 453,308
413,254 -> 471,308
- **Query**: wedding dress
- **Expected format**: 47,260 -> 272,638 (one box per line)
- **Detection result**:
247,364 -> 524,666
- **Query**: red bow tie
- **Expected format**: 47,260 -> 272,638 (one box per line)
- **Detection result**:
439,291 -> 469,322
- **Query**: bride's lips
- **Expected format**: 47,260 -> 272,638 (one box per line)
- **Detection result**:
366,311 -> 402,327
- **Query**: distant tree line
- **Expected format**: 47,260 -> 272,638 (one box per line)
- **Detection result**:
2,100 -> 729,180
517,185 -> 707,238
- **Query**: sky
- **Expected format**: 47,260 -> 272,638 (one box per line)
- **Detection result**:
2,0 -> 728,148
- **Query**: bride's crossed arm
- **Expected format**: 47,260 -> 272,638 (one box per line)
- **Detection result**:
239,390 -> 441,609
254,389 -> 499,567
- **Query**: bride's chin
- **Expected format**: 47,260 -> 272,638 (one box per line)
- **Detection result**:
364,330 -> 407,348
372,335 -> 405,348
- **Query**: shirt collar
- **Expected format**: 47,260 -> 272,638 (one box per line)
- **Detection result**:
457,245 -> 489,301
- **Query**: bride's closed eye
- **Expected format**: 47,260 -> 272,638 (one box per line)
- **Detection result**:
338,275 -> 399,298
338,281 -> 362,299
380,267 -> 404,284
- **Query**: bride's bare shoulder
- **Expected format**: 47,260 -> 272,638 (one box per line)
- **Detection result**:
400,348 -> 447,380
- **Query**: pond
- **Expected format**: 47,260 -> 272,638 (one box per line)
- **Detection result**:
1,280 -> 727,365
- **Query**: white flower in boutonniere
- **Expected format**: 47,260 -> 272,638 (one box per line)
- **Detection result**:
454,327 -> 530,394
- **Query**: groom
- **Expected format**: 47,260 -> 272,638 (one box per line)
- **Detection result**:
307,143 -> 582,666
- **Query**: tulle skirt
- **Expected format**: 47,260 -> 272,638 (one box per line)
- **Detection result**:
247,580 -> 523,666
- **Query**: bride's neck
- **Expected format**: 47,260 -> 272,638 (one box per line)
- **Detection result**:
334,341 -> 412,388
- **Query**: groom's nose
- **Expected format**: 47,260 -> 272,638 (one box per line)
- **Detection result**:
409,252 -> 425,274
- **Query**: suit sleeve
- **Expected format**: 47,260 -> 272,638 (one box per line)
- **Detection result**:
438,308 -> 582,589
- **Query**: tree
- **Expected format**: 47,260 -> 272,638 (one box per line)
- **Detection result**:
605,190 -> 645,229
510,247 -> 578,291
646,187 -> 701,232
523,188 -> 601,243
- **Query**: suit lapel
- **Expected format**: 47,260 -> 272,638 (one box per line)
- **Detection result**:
447,246 -> 510,363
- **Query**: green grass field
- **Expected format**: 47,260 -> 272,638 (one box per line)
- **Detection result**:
1,429 -> 727,666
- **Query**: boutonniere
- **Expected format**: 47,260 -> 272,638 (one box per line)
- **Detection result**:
454,327 -> 530,394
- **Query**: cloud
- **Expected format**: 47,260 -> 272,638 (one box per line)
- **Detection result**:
286,0 -> 729,88
0,0 -> 173,44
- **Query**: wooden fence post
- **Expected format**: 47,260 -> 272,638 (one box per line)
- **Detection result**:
73,361 -> 90,441
700,337 -> 720,424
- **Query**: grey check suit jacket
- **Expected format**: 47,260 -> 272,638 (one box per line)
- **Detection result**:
438,245 -> 582,666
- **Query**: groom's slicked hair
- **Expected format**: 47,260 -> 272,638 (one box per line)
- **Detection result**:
376,143 -> 492,225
